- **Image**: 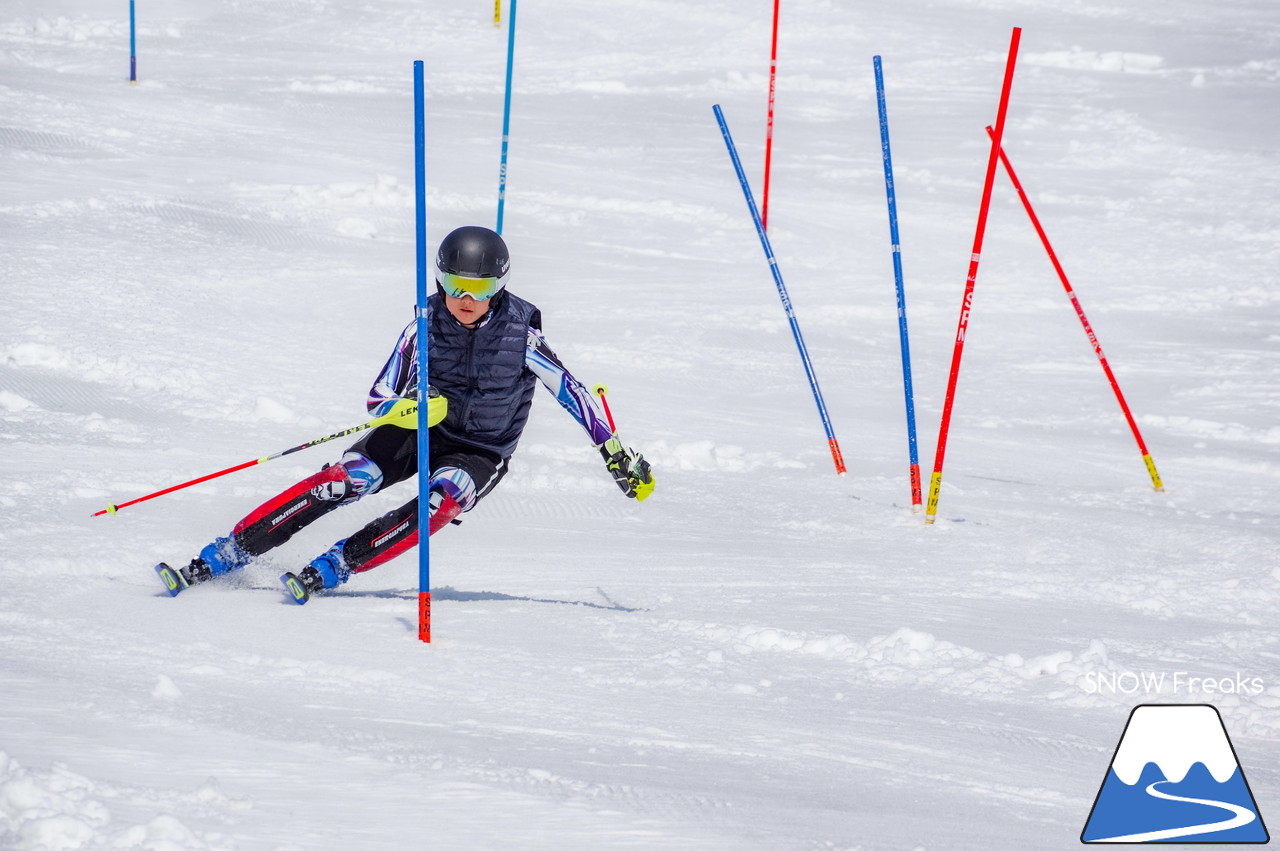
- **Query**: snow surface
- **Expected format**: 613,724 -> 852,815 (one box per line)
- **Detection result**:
2,0 -> 1279,848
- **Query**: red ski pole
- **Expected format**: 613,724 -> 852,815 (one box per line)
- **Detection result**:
593,383 -> 618,434
987,126 -> 1163,491
925,27 -> 1022,525
92,404 -> 419,517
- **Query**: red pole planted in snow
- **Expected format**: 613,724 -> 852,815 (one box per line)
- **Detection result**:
924,26 -> 1023,525
761,0 -> 781,230
986,126 -> 1164,491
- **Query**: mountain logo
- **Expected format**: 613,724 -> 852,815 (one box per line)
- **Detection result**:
1082,704 -> 1269,844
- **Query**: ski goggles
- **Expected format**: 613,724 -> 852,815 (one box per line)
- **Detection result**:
438,271 -> 504,301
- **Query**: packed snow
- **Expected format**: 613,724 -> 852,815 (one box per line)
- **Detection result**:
2,0 -> 1278,848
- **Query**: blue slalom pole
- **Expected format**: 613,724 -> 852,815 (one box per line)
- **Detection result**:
495,0 -> 517,234
129,0 -> 137,85
413,60 -> 432,643
712,104 -> 847,476
873,56 -> 922,510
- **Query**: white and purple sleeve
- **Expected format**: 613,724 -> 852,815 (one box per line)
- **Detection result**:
368,320 -> 418,412
525,328 -> 615,447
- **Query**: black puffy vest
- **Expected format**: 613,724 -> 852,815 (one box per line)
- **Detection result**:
427,291 -> 541,458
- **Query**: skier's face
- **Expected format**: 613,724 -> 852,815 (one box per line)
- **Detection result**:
444,292 -> 490,328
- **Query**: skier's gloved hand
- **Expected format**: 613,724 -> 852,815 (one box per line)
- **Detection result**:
599,437 -> 655,501
372,387 -> 446,429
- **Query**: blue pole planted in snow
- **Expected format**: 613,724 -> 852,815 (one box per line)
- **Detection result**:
413,60 -> 432,643
495,0 -> 517,234
874,56 -> 922,510
129,0 -> 137,84
712,104 -> 847,476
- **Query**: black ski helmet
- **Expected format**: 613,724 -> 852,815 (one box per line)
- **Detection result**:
434,226 -> 510,299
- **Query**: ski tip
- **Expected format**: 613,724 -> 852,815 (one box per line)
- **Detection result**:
154,563 -> 187,597
280,572 -> 310,605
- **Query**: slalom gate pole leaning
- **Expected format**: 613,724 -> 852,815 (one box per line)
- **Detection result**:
713,103 -> 847,476
592,384 -> 619,434
494,0 -> 501,27
129,0 -> 137,84
924,26 -> 1022,525
761,0 -> 781,231
495,0 -> 517,234
413,59 -> 433,643
91,405 -> 420,517
987,126 -> 1164,491
874,55 -> 923,511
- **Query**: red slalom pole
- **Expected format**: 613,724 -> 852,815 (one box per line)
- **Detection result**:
761,0 -> 781,230
987,127 -> 1164,491
925,27 -> 1022,525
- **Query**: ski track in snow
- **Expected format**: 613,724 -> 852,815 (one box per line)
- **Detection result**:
3,0 -> 1280,848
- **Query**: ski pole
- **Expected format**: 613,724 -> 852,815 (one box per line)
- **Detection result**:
987,126 -> 1164,491
91,403 -> 419,517
713,103 -> 847,476
874,55 -> 923,511
591,384 -> 654,502
592,383 -> 618,434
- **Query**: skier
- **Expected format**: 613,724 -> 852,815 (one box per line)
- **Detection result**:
156,225 -> 654,603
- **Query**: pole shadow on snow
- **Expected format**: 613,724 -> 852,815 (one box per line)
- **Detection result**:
343,585 -> 646,613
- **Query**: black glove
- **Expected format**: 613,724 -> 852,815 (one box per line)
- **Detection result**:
599,437 -> 655,501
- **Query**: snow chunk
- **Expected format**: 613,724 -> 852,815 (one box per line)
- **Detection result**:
109,813 -> 208,849
0,752 -> 220,849
286,76 -> 387,94
235,174 -> 412,213
4,342 -> 71,370
251,396 -> 296,423
1142,414 -> 1280,445
573,80 -> 630,93
1018,650 -> 1074,677
152,674 -> 183,701
337,217 -> 377,239
0,390 -> 37,412
652,440 -> 800,473
0,754 -> 108,845
1024,48 -> 1165,73
21,15 -> 117,42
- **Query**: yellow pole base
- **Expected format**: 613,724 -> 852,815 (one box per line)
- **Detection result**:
924,471 -> 943,525
1143,454 -> 1164,491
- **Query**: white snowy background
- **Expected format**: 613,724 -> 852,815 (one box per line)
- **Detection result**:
2,0 -> 1278,848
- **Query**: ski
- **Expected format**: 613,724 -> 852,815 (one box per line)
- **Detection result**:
280,572 -> 313,605
154,562 -> 189,596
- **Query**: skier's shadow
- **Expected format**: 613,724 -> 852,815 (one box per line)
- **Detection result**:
347,584 -> 645,613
